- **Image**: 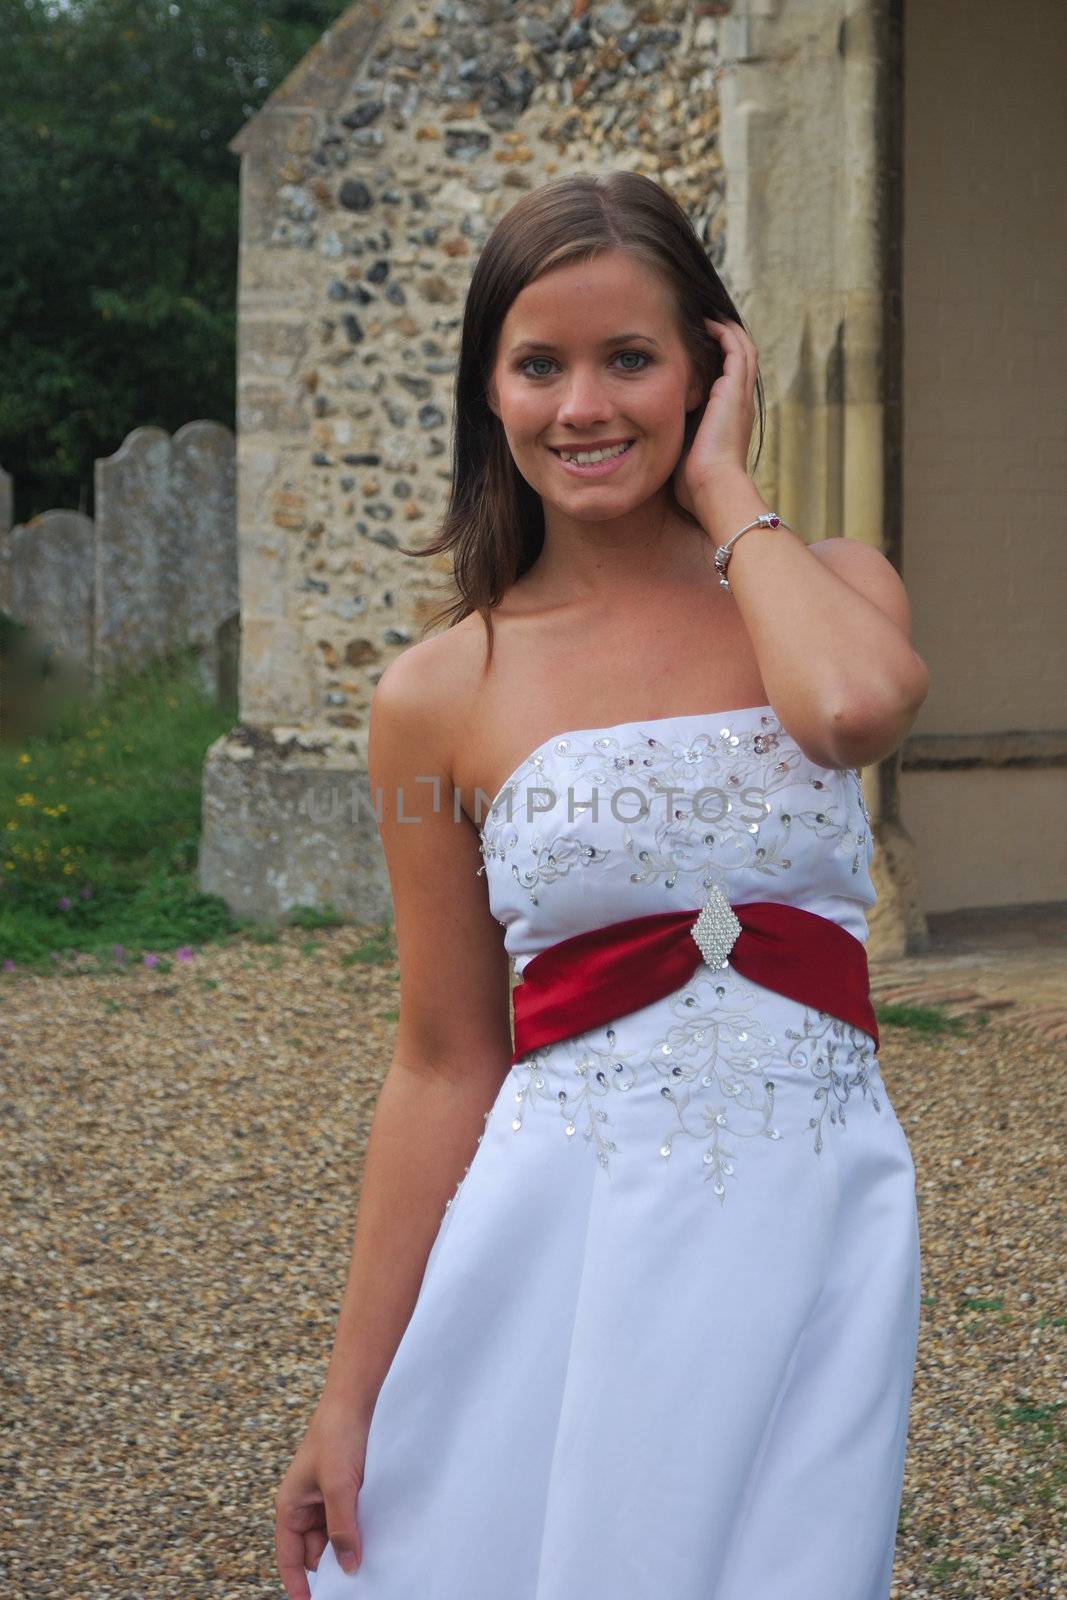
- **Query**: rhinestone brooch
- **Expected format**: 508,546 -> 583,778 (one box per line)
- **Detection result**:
690,887 -> 742,970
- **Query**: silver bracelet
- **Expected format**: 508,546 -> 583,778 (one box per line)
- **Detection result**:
713,512 -> 792,592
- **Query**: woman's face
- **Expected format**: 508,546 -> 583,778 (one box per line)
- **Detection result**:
487,249 -> 705,525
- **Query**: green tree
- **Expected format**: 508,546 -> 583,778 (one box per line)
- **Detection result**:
0,0 -> 348,523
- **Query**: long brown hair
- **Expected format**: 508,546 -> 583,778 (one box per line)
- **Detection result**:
401,171 -> 766,665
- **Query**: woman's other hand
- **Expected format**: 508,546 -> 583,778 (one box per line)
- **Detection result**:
673,316 -> 760,516
275,1397 -> 370,1597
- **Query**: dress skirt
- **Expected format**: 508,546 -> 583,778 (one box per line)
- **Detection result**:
305,976 -> 922,1600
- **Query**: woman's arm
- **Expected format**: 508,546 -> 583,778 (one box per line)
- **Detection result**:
317,643 -> 513,1424
676,315 -> 928,769
694,465 -> 929,769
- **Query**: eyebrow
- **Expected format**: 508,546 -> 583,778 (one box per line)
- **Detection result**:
509,333 -> 661,356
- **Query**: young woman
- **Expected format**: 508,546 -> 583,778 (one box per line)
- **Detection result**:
275,171 -> 928,1600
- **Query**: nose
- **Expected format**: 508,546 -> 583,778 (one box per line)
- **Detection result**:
555,366 -> 615,430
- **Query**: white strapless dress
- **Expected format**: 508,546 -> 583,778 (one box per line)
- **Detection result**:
306,705 -> 922,1600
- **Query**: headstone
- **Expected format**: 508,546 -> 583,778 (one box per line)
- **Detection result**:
93,427 -> 173,687
171,421 -> 238,701
0,464 -> 13,612
3,510 -> 95,671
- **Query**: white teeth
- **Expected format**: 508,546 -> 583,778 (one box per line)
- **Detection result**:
557,441 -> 632,465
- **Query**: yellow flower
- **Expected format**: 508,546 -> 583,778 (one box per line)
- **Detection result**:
16,793 -> 35,807
4,860 -> 13,870
5,821 -> 16,832
63,862 -> 75,875
17,752 -> 31,766
57,804 -> 67,813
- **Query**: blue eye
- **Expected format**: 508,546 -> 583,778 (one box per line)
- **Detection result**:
518,351 -> 651,378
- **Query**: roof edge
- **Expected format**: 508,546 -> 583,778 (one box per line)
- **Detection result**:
229,0 -> 392,156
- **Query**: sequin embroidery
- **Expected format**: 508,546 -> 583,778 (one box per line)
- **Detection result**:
506,968 -> 881,1203
475,707 -> 882,1199
478,711 -> 871,906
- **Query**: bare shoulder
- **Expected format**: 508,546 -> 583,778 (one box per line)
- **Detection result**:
369,619 -> 513,1077
808,538 -> 912,635
370,617 -> 484,782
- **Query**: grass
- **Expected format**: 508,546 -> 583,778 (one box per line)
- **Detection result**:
341,924 -> 397,967
0,642 -> 324,974
873,1000 -> 971,1034
983,1394 -> 1066,1542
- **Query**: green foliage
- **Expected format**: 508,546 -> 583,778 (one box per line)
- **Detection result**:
0,643 -> 238,966
0,0 -> 349,521
341,923 -> 397,966
873,1001 -> 968,1035
285,902 -> 346,929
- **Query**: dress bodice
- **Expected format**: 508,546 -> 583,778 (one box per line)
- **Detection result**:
477,704 -> 876,975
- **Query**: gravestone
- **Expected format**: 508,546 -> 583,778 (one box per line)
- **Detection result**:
0,464 -> 11,544
0,510 -> 95,739
170,420 -> 239,701
94,427 -> 174,686
0,463 -> 13,615
94,423 -> 237,698
3,511 -> 95,672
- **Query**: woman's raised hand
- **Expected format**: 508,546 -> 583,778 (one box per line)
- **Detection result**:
275,1398 -> 369,1597
673,316 -> 760,518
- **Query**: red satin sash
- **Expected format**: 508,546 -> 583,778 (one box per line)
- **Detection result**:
511,900 -> 879,1064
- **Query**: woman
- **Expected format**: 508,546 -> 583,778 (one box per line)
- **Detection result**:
275,171 -> 927,1600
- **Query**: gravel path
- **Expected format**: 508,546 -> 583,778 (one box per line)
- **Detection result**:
2,927 -> 1063,1597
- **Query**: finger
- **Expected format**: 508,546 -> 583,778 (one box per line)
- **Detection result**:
276,1532 -> 313,1600
713,329 -> 748,395
712,325 -> 748,389
276,1500 -> 325,1600
707,316 -> 758,381
708,314 -> 755,352
305,1531 -> 330,1570
324,1481 -> 363,1576
733,324 -> 760,400
711,319 -> 758,410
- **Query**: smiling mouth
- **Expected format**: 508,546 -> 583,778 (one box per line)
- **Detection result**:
549,440 -> 636,464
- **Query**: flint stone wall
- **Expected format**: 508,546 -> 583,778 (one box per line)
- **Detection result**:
203,0 -> 740,923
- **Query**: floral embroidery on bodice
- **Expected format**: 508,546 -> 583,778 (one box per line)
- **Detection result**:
463,705 -> 882,1206
477,704 -> 876,970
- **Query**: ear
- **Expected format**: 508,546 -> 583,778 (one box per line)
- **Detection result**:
485,373 -> 500,418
